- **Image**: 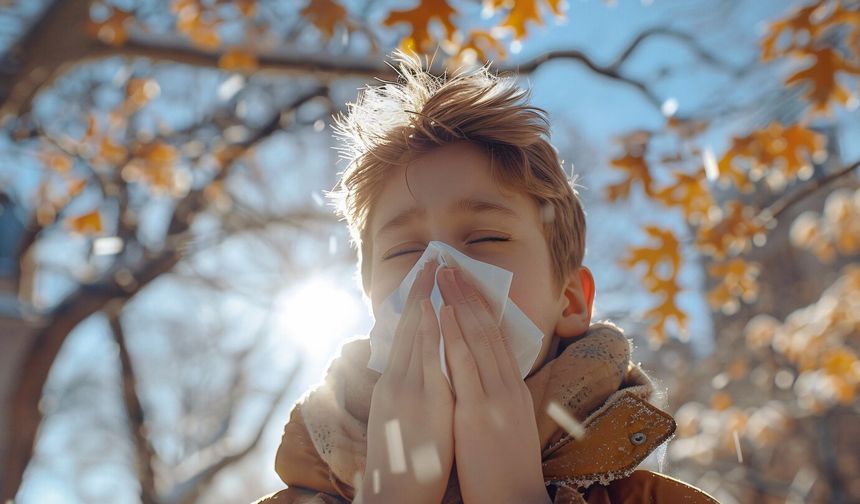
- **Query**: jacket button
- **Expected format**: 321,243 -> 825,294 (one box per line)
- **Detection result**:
630,432 -> 647,445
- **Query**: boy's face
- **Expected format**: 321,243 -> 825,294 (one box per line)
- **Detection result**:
366,141 -> 591,376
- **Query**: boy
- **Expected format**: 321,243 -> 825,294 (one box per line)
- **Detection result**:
253,50 -> 717,503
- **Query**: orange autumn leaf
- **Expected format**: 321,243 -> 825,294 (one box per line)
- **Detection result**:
218,49 -> 259,72
502,0 -> 542,40
458,30 -> 508,63
237,0 -> 256,17
606,153 -> 653,201
821,346 -> 858,377
710,391 -> 733,411
86,7 -> 133,46
383,0 -> 457,54
122,142 -> 179,193
301,0 -> 350,40
95,136 -> 129,167
644,294 -> 688,342
706,258 -> 761,314
67,210 -> 103,235
126,78 -> 160,110
483,0 -> 565,40
761,2 -> 824,61
621,226 -> 685,341
716,122 -> 826,192
621,225 -> 681,280
784,46 -> 860,115
174,2 -> 221,50
696,201 -> 767,258
67,179 -> 87,198
40,151 -> 72,173
653,168 -> 715,224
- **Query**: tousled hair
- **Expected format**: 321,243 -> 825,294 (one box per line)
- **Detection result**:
326,49 -> 586,298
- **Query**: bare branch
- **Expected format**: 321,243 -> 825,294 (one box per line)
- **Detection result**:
0,0 -> 97,119
761,158 -> 860,222
107,307 -> 159,504
164,362 -> 303,504
608,27 -> 748,76
1,84 -> 334,500
512,49 -> 663,108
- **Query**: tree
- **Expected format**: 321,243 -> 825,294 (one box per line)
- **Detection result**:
0,0 -> 857,502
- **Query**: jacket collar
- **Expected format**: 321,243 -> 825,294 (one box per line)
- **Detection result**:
541,385 -> 676,490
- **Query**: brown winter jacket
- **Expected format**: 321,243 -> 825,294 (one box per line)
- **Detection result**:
252,323 -> 718,503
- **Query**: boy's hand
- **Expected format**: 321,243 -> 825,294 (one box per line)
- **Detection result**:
361,259 -> 454,504
438,266 -> 551,504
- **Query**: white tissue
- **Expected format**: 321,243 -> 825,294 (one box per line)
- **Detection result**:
367,241 -> 545,385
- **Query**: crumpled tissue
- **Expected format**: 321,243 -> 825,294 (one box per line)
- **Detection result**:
367,240 -> 545,386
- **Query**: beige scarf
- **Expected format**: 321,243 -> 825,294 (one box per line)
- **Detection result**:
273,322 -> 657,502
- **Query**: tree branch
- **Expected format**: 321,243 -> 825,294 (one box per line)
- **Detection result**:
608,27 -> 748,76
107,307 -> 159,504
0,0 -> 98,119
164,362 -> 303,504
761,158 -> 860,222
0,84 -> 334,500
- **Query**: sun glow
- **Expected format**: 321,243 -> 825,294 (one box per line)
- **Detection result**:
272,274 -> 364,360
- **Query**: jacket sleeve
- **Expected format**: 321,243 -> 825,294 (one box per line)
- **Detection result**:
251,486 -> 350,504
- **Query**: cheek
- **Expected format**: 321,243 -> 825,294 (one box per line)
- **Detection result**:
508,275 -> 558,336
369,263 -> 411,315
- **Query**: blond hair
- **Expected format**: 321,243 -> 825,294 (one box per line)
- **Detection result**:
326,50 -> 586,297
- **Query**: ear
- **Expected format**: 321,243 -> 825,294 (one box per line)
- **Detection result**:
554,266 -> 595,339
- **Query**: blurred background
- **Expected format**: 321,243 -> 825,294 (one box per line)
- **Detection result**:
1,0 -> 858,503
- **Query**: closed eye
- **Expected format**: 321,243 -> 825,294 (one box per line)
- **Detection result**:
382,236 -> 510,260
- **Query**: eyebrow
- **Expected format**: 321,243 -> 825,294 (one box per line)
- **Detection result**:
375,198 -> 518,238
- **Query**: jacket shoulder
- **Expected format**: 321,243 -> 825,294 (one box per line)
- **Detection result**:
582,469 -> 719,503
251,486 -> 349,504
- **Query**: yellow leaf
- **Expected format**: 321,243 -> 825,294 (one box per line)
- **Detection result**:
457,30 -> 507,63
40,151 -> 72,173
86,7 -> 133,46
67,210 -> 103,235
622,226 -> 686,342
96,136 -> 128,166
383,0 -> 457,54
606,152 -> 653,201
760,3 -> 823,61
502,0 -> 543,41
123,142 -> 179,193
300,0 -> 350,40
237,0 -> 256,17
126,78 -> 160,110
784,47 -> 860,116
707,258 -> 760,313
653,168 -> 714,224
620,226 -> 681,280
715,122 -> 826,193
710,391 -> 733,411
67,179 -> 87,198
822,347 -> 858,376
696,201 -> 766,258
190,23 -> 221,50
218,49 -> 259,72
644,295 -> 687,343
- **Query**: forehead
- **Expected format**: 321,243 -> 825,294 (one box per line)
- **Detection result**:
368,142 -> 526,235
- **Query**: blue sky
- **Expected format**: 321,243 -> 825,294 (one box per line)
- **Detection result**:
6,0 -> 856,502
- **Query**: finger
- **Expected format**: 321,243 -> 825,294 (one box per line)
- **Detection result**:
405,299 -> 432,387
440,304 -> 482,401
386,259 -> 437,377
454,268 -> 520,386
437,266 -> 503,391
419,298 -> 445,386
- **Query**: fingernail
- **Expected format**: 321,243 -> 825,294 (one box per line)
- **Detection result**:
443,267 -> 455,283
